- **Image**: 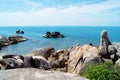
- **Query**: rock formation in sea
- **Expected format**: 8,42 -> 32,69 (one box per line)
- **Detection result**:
0,35 -> 27,50
43,31 -> 65,38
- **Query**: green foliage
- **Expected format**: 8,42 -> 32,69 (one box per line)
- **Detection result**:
80,62 -> 120,80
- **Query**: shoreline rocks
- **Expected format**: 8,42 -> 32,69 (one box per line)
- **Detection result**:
0,35 -> 28,50
0,30 -> 120,79
43,31 -> 65,38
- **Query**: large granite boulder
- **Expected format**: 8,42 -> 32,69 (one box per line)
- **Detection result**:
0,68 -> 88,80
29,47 -> 55,59
48,49 -> 69,72
68,44 -> 102,74
43,31 -> 65,38
0,55 -> 24,69
99,30 -> 119,64
23,56 -> 51,70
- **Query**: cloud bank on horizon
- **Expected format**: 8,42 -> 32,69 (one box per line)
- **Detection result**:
0,0 -> 120,26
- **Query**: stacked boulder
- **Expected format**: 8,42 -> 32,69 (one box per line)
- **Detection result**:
99,30 -> 119,64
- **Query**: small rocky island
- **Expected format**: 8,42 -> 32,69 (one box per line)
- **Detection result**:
43,31 -> 65,38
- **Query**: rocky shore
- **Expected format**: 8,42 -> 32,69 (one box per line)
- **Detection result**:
0,35 -> 27,50
0,30 -> 120,80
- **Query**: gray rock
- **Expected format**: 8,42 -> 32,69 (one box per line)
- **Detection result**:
29,47 -> 55,59
32,56 -> 51,70
0,68 -> 88,80
112,42 -> 120,56
99,30 -> 119,64
108,45 -> 117,55
99,30 -> 111,56
0,36 -> 9,47
8,35 -> 27,44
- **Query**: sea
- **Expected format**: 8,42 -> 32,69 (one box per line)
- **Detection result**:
0,26 -> 120,55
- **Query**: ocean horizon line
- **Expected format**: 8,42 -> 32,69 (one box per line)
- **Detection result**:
0,25 -> 120,27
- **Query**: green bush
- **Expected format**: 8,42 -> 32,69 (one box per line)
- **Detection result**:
80,61 -> 120,80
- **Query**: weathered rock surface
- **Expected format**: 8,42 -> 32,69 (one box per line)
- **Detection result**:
68,44 -> 102,74
99,30 -> 119,64
43,31 -> 65,38
0,68 -> 88,80
112,42 -> 120,56
29,47 -> 55,59
48,49 -> 69,72
0,55 -> 51,70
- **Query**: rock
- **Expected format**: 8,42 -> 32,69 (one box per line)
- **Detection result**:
116,59 -> 120,67
48,49 -> 69,72
32,56 -> 51,70
23,56 -> 51,70
112,42 -> 120,56
68,44 -> 101,74
0,57 -> 24,70
43,31 -> 65,38
23,56 -> 33,68
0,55 -> 24,69
0,35 -> 27,50
99,30 -> 119,64
0,68 -> 88,80
8,35 -> 27,44
29,47 -> 55,59
0,36 -> 9,47
99,30 -> 111,56
108,45 -> 117,55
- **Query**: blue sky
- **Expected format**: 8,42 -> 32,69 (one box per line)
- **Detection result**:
0,0 -> 120,26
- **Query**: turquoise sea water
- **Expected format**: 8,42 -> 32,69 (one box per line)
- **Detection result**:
0,26 -> 120,55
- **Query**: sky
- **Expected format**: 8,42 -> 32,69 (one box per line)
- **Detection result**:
0,0 -> 120,26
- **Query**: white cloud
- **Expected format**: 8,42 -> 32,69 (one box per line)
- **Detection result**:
0,0 -> 120,26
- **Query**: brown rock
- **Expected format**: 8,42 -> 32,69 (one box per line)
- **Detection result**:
29,47 -> 55,59
68,44 -> 101,74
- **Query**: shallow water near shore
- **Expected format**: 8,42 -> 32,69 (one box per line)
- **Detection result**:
0,26 -> 120,55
